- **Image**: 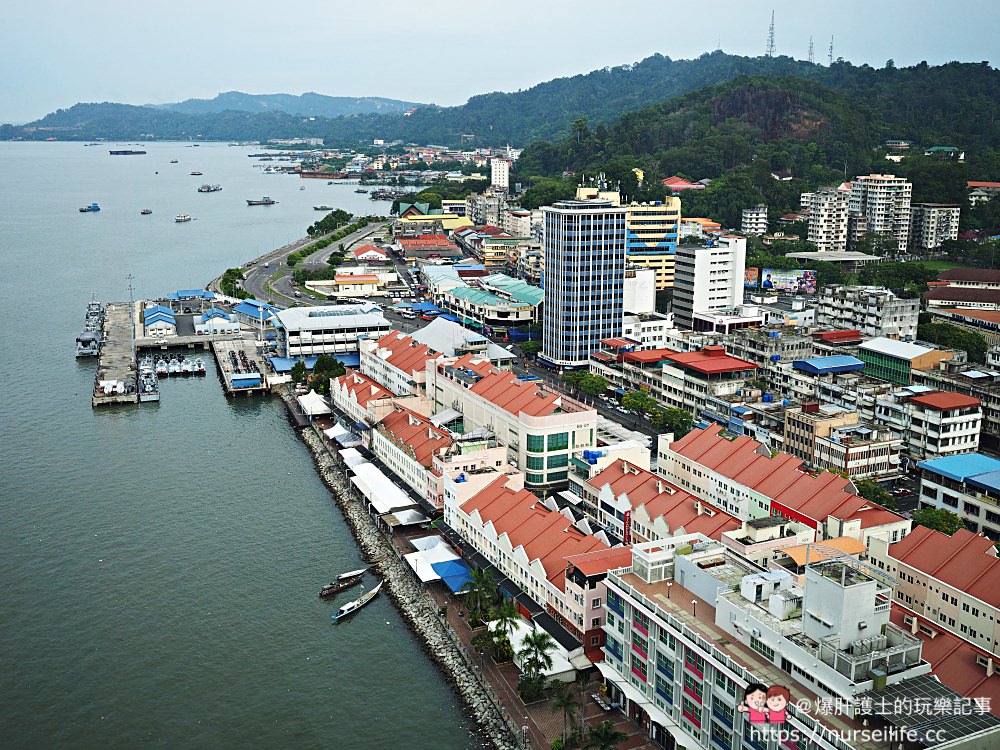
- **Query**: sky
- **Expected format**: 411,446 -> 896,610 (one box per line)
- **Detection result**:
2,0 -> 998,124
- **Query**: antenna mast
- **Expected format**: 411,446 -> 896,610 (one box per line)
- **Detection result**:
766,10 -> 776,57
828,36 -> 834,66
808,36 -> 814,64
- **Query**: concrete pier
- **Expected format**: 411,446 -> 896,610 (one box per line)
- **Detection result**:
211,339 -> 270,397
92,302 -> 139,407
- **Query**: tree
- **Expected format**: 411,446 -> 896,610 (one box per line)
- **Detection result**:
551,681 -> 580,747
579,374 -> 610,400
562,371 -> 586,391
518,628 -> 556,702
586,719 -> 628,750
621,390 -> 657,415
912,507 -> 965,536
489,599 -> 521,662
289,360 -> 307,384
520,341 -> 542,357
460,567 -> 498,627
854,477 -> 897,511
651,407 -> 694,437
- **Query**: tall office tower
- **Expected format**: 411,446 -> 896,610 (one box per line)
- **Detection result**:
541,200 -> 627,368
672,236 -> 747,331
849,174 -> 912,252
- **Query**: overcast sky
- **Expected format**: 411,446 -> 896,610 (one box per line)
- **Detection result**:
2,0 -> 997,123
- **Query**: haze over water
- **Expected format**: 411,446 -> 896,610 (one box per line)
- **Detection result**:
0,142 -> 477,749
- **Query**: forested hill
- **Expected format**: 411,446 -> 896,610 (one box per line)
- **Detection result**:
149,91 -> 421,118
2,52 -> 998,148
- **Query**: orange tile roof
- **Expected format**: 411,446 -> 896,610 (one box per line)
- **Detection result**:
333,370 -> 393,407
470,370 -> 562,417
909,392 -> 981,411
889,527 -> 1000,609
932,308 -> 1000,326
374,331 -> 438,376
377,405 -> 452,466
968,181 -> 1000,189
335,274 -> 380,284
780,536 -> 866,566
663,346 -> 757,375
622,348 -> 678,365
353,244 -> 388,258
565,546 -> 635,577
587,460 -> 741,540
460,478 -> 608,588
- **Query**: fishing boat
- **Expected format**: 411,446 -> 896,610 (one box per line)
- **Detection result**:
198,184 -> 222,193
354,188 -> 369,194
75,331 -> 101,357
190,171 -> 203,176
155,357 -> 169,377
332,581 -> 382,621
79,202 -> 101,213
168,357 -> 181,376
192,357 -> 206,376
318,568 -> 367,598
246,196 -> 277,206
170,159 -> 179,164
140,208 -> 152,215
313,205 -> 333,211
138,357 -> 160,402
175,214 -> 192,222
180,358 -> 193,376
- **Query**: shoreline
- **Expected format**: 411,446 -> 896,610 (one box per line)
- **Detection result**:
290,402 -> 520,750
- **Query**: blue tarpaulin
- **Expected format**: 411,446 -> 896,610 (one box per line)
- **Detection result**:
431,559 -> 474,593
439,313 -> 463,323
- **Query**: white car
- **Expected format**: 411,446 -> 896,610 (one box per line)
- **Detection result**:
154,339 -> 167,345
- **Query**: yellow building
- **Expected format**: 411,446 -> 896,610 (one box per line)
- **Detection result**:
625,199 -> 681,290
394,213 -> 474,233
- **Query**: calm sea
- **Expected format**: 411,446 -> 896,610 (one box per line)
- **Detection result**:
0,142 -> 477,749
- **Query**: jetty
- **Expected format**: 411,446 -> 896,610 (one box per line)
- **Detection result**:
211,339 -> 270,397
92,302 -> 138,407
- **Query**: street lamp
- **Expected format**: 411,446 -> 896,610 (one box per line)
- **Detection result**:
692,600 -> 697,618
522,717 -> 529,746
666,582 -> 673,599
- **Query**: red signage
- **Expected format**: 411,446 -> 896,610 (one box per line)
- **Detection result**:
623,510 -> 632,544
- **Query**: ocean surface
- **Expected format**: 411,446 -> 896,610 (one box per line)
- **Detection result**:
0,142 -> 478,749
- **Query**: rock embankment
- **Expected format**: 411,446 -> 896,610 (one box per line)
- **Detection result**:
299,427 -> 519,750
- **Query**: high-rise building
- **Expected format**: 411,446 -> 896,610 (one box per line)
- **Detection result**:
626,199 -> 681,289
490,157 -> 510,191
801,186 -> 849,252
740,204 -> 768,235
849,173 -> 912,252
671,236 -> 747,331
909,203 -> 960,251
541,200 -> 626,368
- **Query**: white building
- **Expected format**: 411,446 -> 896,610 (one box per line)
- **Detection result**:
801,185 -> 849,253
490,157 -> 510,192
671,236 -> 747,331
276,304 -> 390,359
740,204 -> 768,236
875,389 -> 982,461
816,285 -> 919,340
909,203 -> 960,251
849,174 -> 912,253
623,267 -> 657,315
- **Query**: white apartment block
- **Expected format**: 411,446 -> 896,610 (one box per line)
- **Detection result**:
490,157 -> 510,191
672,236 -> 747,331
740,204 -> 768,236
816,285 -> 919,340
801,186 -> 849,252
909,203 -> 961,251
915,453 -> 1000,543
874,390 -> 982,461
849,174 -> 912,253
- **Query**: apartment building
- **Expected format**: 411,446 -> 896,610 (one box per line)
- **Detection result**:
909,203 -> 961,251
916,453 -> 1000,542
660,346 -> 758,418
849,174 -> 912,253
672,236 -> 747,331
740,204 -> 768,236
801,186 -> 849,253
490,157 -> 510,191
426,353 -> 598,492
588,343 -> 677,401
874,390 -> 982,460
541,200 -> 626,368
858,337 -> 954,385
869,526 -> 1000,657
816,285 -> 919,340
783,402 -> 901,479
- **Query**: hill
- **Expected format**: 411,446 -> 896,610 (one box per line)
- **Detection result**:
150,91 -> 422,118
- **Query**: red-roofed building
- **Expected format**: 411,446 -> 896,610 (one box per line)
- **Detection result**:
935,267 -> 1000,289
564,546 -> 635,653
583,459 -> 740,545
812,329 -> 864,346
373,404 -> 453,499
871,527 -> 1000,659
360,331 -> 441,397
588,342 -> 676,400
660,346 -> 757,415
445,476 -> 609,629
661,176 -> 704,192
880,390 -> 983,460
330,370 -> 394,428
659,425 -> 911,547
968,181 -> 1000,208
352,244 -> 390,262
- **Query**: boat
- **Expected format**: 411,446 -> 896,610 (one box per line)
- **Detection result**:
75,331 -> 101,357
155,357 -> 169,376
300,185 -> 306,191
79,202 -> 101,213
332,581 -> 382,621
190,171 -> 203,176
192,357 -> 206,376
319,568 -> 367,598
168,357 -> 181,376
197,184 -> 222,193
246,196 -> 277,206
313,205 -> 333,211
354,188 -> 369,194
170,159 -> 178,164
140,208 -> 153,215
175,214 -> 192,222
180,358 -> 193,376
327,181 -> 333,185
109,150 -> 146,156
138,357 -> 160,402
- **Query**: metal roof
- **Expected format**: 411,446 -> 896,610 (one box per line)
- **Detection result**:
917,453 -> 1000,483
858,336 -> 935,360
792,355 -> 865,375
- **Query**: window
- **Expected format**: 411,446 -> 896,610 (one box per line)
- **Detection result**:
711,721 -> 732,749
547,453 -> 568,468
659,630 -> 676,651
592,598 -> 602,609
713,701 -> 735,727
656,652 -> 673,677
547,432 -> 569,451
631,653 -> 648,682
632,632 -> 648,656
655,674 -> 672,702
750,636 -> 775,661
525,472 -> 545,484
682,697 -> 702,728
526,456 -> 544,470
591,617 -> 601,628
526,434 -> 544,453
683,671 -> 703,701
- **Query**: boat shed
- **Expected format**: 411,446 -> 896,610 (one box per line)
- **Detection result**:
792,355 -> 866,376
143,305 -> 177,337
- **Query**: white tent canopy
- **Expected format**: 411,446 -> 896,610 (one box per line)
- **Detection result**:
324,423 -> 350,440
338,447 -> 367,468
404,541 -> 460,582
297,389 -> 332,416
351,462 -> 415,514
411,535 -> 450,552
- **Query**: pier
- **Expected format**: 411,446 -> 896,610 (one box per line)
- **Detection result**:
92,302 -> 138,407
211,339 -> 271,397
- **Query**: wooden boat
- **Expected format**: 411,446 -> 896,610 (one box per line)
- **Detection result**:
318,568 -> 366,598
332,581 -> 382,621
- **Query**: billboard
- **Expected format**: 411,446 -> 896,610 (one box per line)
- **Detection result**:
760,269 -> 817,294
744,267 -> 760,288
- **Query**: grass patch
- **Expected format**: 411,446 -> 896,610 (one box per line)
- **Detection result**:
917,260 -> 974,272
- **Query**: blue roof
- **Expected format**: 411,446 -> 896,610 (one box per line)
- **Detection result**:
793,355 -> 865,375
144,304 -> 175,321
233,300 -> 278,319
170,289 -> 214,300
967,470 -> 1000,496
334,353 -> 361,368
231,375 -> 262,387
431,559 -> 474,593
201,308 -> 231,322
439,313 -> 462,323
412,301 -> 441,313
917,453 -> 1000,483
143,312 -> 176,326
268,356 -> 319,373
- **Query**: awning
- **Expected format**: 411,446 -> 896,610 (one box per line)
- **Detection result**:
338,447 -> 367,468
297,389 -> 332,416
323,423 -> 350,440
382,508 -> 431,527
431,558 -> 474,593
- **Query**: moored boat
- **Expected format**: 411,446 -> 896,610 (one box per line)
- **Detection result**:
190,171 -> 203,176
198,184 -> 222,193
332,581 -> 382,621
313,205 -> 333,211
192,357 -> 206,376
75,331 -> 101,357
79,202 -> 101,213
140,208 -> 152,215
319,568 -> 367,598
246,196 -> 277,206
175,214 -> 192,222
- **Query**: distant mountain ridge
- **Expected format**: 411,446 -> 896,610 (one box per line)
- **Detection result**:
148,91 -> 423,118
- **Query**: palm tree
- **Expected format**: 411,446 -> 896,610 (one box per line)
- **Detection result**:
460,567 -> 497,626
519,628 -> 556,680
551,681 -> 579,745
586,719 -> 628,750
489,598 -> 521,661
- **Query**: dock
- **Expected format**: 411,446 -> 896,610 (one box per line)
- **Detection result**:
92,302 -> 138,407
211,339 -> 271,397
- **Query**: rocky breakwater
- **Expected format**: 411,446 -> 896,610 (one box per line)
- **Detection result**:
299,427 -> 519,750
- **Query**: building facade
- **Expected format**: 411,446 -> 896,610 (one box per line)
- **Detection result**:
740,204 -> 768,236
816,285 -> 919,340
849,174 -> 912,253
801,186 -> 849,253
672,236 -> 747,331
625,199 -> 681,290
909,203 -> 960,251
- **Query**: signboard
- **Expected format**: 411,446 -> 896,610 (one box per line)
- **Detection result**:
744,267 -> 760,288
623,510 -> 632,544
760,269 -> 817,294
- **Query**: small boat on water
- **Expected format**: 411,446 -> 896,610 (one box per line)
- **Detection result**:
140,208 -> 152,215
192,357 -> 206,376
170,159 -> 178,164
332,581 -> 382,621
175,214 -> 192,222
327,181 -> 333,185
180,358 -> 193,376
75,331 -> 101,357
319,568 -> 367,598
355,188 -> 369,194
79,202 -> 101,213
247,196 -> 277,206
190,171 -> 203,176
198,184 -> 222,193
313,205 -> 333,211
299,185 -> 306,191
